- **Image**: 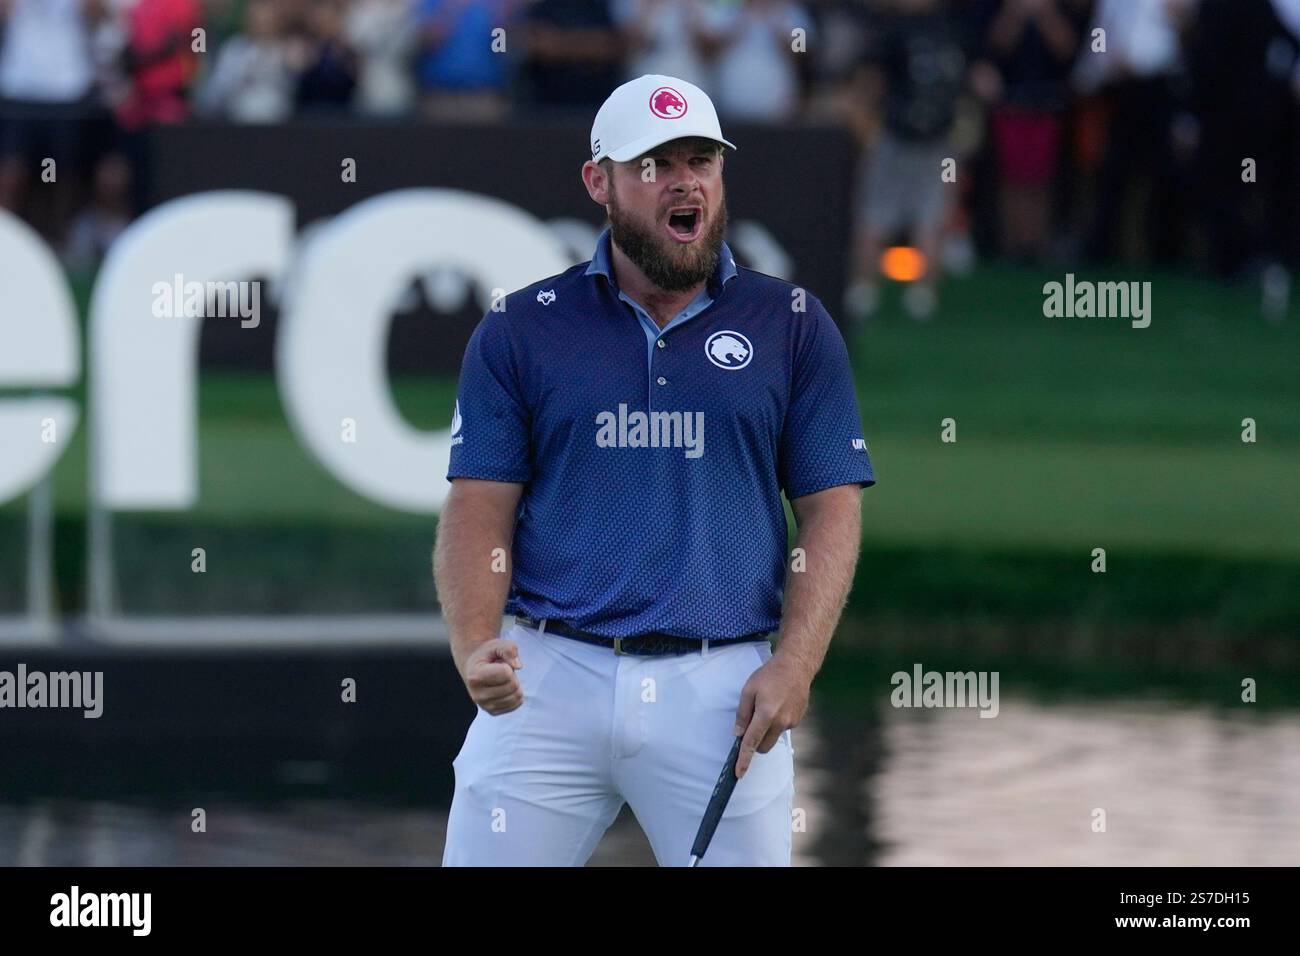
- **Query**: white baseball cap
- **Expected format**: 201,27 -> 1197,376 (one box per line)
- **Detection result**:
589,74 -> 737,165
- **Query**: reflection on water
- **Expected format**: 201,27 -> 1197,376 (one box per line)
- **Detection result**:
867,698 -> 1300,865
2,697 -> 1297,866
863,697 -> 1300,868
0,799 -> 656,867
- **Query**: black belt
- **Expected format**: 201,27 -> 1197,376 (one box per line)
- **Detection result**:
514,614 -> 769,657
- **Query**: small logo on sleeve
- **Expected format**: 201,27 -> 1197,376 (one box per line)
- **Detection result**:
852,438 -> 867,452
537,289 -> 556,305
450,401 -> 464,446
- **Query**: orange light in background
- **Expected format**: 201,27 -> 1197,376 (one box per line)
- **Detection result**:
880,246 -> 927,282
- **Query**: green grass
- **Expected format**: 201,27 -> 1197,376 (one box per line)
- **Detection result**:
856,435 -> 1299,558
3,264 -> 1298,635
836,265 -> 1300,635
815,641 -> 1300,712
857,266 -> 1300,444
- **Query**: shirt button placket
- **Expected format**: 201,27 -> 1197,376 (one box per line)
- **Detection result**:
651,329 -> 672,416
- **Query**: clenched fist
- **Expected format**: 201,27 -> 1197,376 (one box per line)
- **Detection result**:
461,638 -> 525,715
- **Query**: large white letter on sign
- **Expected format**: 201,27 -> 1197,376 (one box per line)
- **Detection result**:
0,210 -> 80,503
90,192 -> 294,508
276,189 -> 569,512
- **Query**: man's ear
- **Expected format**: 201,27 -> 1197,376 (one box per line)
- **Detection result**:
581,160 -> 611,205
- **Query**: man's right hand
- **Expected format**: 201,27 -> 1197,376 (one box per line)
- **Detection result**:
461,638 -> 524,715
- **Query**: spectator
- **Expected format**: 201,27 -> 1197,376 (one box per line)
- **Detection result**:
116,0 -> 204,132
976,0 -> 1091,260
88,0 -> 134,114
1074,0 -> 1191,265
612,0 -> 713,88
1271,0 -> 1300,288
81,0 -> 135,255
292,0 -> 359,114
801,0 -> 883,118
347,0 -> 418,117
272,0 -> 317,43
845,0 -> 968,321
518,0 -> 624,112
0,0 -> 95,105
413,0 -> 520,122
196,0 -> 295,123
63,150 -> 131,272
0,0 -> 97,240
701,0 -> 812,122
1186,0 -> 1300,280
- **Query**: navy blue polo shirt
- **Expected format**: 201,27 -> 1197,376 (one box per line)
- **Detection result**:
446,227 -> 875,639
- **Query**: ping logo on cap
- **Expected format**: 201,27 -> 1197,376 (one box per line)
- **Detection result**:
649,87 -> 688,120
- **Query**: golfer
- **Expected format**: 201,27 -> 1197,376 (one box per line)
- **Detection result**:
435,74 -> 874,866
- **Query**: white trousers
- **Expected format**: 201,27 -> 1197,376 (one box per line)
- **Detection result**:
442,620 -> 795,866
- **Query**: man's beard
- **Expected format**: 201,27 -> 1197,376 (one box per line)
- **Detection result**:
607,189 -> 728,293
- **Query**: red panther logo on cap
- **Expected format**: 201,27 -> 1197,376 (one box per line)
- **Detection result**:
649,87 -> 688,120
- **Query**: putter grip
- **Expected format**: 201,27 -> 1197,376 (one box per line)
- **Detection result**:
689,735 -> 745,862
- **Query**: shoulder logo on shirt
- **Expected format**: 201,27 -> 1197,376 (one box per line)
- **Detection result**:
537,289 -> 556,305
852,438 -> 868,452
705,330 -> 753,370
450,401 -> 463,446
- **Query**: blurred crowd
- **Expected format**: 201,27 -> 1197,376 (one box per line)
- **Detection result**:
1,0 -> 1298,314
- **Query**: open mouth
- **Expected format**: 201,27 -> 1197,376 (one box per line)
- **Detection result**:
665,207 -> 703,242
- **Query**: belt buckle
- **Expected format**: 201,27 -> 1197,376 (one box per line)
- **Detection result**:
613,637 -> 626,656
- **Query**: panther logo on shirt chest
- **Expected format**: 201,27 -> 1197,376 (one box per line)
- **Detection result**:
705,330 -> 753,370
